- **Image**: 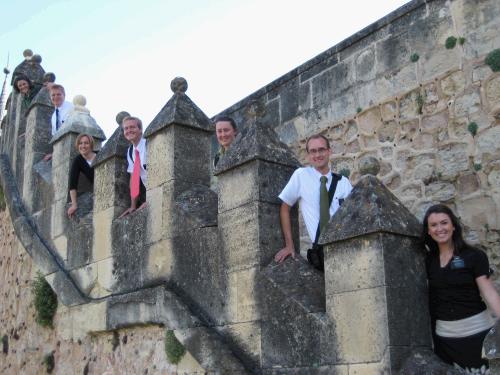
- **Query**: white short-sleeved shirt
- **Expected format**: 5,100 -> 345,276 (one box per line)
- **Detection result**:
279,167 -> 352,242
126,137 -> 147,185
51,101 -> 74,135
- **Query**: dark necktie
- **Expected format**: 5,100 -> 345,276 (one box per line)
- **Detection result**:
55,108 -> 61,131
319,176 -> 329,232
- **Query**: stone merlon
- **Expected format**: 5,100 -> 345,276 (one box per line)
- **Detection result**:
144,77 -> 213,138
319,175 -> 422,244
214,116 -> 301,175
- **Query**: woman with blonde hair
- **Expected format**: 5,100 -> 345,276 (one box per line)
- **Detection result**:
67,134 -> 96,218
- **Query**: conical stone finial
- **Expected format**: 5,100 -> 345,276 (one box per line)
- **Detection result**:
144,77 -> 211,138
171,77 -> 188,94
43,72 -> 56,84
32,54 -> 42,64
23,49 -> 33,59
359,156 -> 380,176
115,111 -> 131,126
51,95 -> 106,144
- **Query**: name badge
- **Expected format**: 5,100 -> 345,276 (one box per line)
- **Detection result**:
450,256 -> 465,269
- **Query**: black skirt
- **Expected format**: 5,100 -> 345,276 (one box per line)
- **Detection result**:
434,329 -> 490,371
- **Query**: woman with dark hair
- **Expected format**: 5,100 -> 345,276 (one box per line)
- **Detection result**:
422,204 -> 500,372
13,74 -> 40,111
67,134 -> 96,218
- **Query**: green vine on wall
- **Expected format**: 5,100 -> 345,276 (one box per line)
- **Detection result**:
32,272 -> 58,328
164,330 -> 186,365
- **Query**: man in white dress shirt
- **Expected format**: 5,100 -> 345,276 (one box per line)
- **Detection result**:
43,84 -> 74,161
274,134 -> 352,270
119,116 -> 147,217
50,84 -> 73,135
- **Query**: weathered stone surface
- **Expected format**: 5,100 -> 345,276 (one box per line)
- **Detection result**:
477,126 -> 500,162
425,181 -> 456,202
454,88 -> 481,118
436,142 -> 470,180
320,175 -> 421,244
440,70 -> 466,97
357,107 -> 381,135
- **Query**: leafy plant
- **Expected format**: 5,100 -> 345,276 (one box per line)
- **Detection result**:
43,352 -> 55,373
32,272 -> 58,328
339,168 -> 351,178
467,122 -> 478,137
164,330 -> 185,365
410,53 -> 420,62
458,37 -> 466,45
445,36 -> 457,49
356,107 -> 362,114
485,49 -> 500,72
473,163 -> 482,171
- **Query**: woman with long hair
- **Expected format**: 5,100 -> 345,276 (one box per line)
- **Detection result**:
422,204 -> 500,372
67,134 -> 96,218
13,74 -> 40,111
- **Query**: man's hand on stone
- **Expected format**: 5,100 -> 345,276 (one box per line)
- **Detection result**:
119,207 -> 136,218
274,246 -> 296,263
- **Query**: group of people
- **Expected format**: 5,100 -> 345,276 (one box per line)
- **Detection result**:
12,75 -> 500,371
274,133 -> 499,372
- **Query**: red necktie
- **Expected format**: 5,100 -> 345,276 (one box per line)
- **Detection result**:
131,149 -> 141,199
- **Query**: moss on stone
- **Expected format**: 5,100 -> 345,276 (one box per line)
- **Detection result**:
445,36 -> 457,49
458,37 -> 466,45
485,49 -> 500,72
410,53 -> 419,62
473,163 -> 482,171
356,107 -> 362,114
164,330 -> 185,365
467,122 -> 478,137
32,272 -> 58,328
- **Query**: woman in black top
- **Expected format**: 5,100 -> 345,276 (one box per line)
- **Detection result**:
422,204 -> 500,371
68,134 -> 96,218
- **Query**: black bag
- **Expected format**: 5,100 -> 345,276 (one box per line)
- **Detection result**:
307,173 -> 342,272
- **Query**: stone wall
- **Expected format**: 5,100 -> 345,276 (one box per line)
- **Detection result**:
0,203 -> 205,375
1,0 -> 498,373
218,0 -> 500,271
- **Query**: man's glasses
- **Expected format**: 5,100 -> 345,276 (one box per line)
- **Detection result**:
307,147 -> 329,155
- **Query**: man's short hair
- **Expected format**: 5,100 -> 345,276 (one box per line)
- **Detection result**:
50,84 -> 65,95
214,115 -> 237,130
122,116 -> 143,130
305,134 -> 330,152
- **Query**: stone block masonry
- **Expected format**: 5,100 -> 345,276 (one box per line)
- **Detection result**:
1,0 -> 499,373
219,0 -> 500,272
